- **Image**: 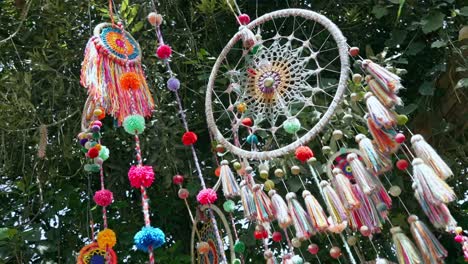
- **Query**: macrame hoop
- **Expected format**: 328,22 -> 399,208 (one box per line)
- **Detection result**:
190,205 -> 235,264
206,8 -> 349,160
77,242 -> 117,264
326,148 -> 363,179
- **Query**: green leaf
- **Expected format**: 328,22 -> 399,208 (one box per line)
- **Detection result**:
421,12 -> 445,34
372,5 -> 389,19
405,41 -> 425,55
396,0 -> 406,22
0,228 -> 17,240
396,103 -> 418,114
431,40 -> 447,48
418,81 -> 435,96
385,29 -> 407,47
455,78 -> 468,89
458,6 -> 468,16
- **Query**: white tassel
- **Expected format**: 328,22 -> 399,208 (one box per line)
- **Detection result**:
411,134 -> 453,180
347,153 -> 377,195
240,181 -> 256,220
302,190 -> 329,232
239,26 -> 257,49
355,134 -> 392,176
332,168 -> 361,210
269,190 -> 292,229
219,160 -> 240,198
412,158 -> 456,205
365,92 -> 397,129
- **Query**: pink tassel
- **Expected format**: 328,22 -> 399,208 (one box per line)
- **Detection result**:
320,181 -> 348,225
362,59 -> 403,93
411,134 -> 453,180
412,158 -> 456,205
302,190 -> 329,232
355,134 -> 392,176
391,226 -> 422,264
252,184 -> 274,222
286,192 -> 314,240
408,215 -> 447,264
269,190 -> 292,229
367,116 -> 399,154
349,184 -> 384,233
331,168 -> 361,210
240,181 -> 256,220
366,75 -> 402,107
414,191 -> 457,230
365,92 -> 397,129
347,153 -> 377,195
219,160 -> 240,198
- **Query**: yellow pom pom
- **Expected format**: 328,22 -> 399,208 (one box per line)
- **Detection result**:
94,144 -> 102,151
455,226 -> 463,235
236,103 -> 247,113
97,228 -> 117,249
93,108 -> 103,117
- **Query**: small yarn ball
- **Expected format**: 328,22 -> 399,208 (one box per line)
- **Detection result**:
347,236 -> 357,246
123,115 -> 146,135
182,131 -> 198,146
178,188 -> 189,199
232,259 -> 242,264
197,241 -> 210,254
389,185 -> 402,197
241,117 -> 253,127
156,44 -> 172,59
292,255 -> 303,264
307,243 -> 319,255
264,180 -> 275,191
246,134 -> 258,144
234,240 -> 245,253
330,246 -> 342,259
134,226 -> 165,252
291,238 -> 301,248
272,231 -> 282,242
233,162 -> 242,170
93,189 -> 113,207
93,108 -> 103,117
352,73 -> 362,84
196,188 -> 217,205
237,14 -> 250,25
274,168 -> 284,178
332,130 -> 343,140
395,133 -> 406,144
172,174 -> 184,185
291,165 -> 301,175
360,225 -> 371,237
214,166 -> 221,177
128,165 -> 155,188
80,138 -> 88,146
396,114 -> 409,125
167,77 -> 180,91
254,230 -> 266,240
283,118 -> 301,134
215,144 -> 225,153
147,12 -> 163,26
99,146 -> 110,161
349,47 -> 359,57
120,72 -> 141,90
455,226 -> 463,235
455,235 -> 463,243
97,229 -> 117,249
396,159 -> 409,171
295,146 -> 314,162
87,147 -> 99,159
91,125 -> 100,133
259,170 -> 269,179
236,102 -> 247,113
223,200 -> 236,213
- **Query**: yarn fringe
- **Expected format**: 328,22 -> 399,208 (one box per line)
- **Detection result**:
320,181 -> 348,225
391,227 -> 422,264
286,192 -> 314,240
302,190 -> 329,232
365,92 -> 397,129
356,134 -> 392,176
240,181 -> 256,220
332,170 -> 361,210
411,134 -> 453,180
414,191 -> 457,230
349,184 -> 385,233
367,116 -> 399,154
269,190 -> 292,229
219,162 -> 240,198
362,59 -> 403,93
347,153 -> 377,195
408,215 -> 447,264
367,76 -> 402,108
252,184 -> 274,222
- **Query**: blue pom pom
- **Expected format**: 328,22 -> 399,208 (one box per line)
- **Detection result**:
134,226 -> 165,252
246,134 -> 258,144
167,77 -> 180,92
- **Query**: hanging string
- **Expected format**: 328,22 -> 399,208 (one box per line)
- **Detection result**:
108,0 -> 115,25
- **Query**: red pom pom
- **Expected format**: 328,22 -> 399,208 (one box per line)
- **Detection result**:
272,231 -> 282,242
349,47 -> 359,57
395,133 -> 406,144
454,235 -> 463,243
87,147 -> 99,159
196,188 -> 217,205
93,189 -> 113,207
254,230 -> 264,240
295,146 -> 314,162
173,174 -> 184,185
241,118 -> 253,127
182,131 -> 198,146
238,14 -> 250,25
308,244 -> 319,255
156,44 -> 172,59
396,159 -> 409,171
215,166 -> 221,177
128,165 -> 155,188
120,72 -> 141,90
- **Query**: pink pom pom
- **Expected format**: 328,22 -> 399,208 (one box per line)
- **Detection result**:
455,235 -> 463,243
156,44 -> 172,59
395,133 -> 406,144
196,188 -> 217,205
238,14 -> 250,25
94,189 -> 113,207
128,165 -> 155,188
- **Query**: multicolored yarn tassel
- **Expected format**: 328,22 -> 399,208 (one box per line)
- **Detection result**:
320,181 -> 348,225
269,190 -> 292,229
240,181 -> 256,220
366,75 -> 402,108
349,184 -> 384,233
355,134 -> 392,175
365,92 -> 397,129
367,116 -> 399,154
411,134 -> 453,180
302,190 -> 329,232
347,153 -> 377,194
219,160 -> 240,198
412,158 -> 456,205
391,226 -> 422,264
408,215 -> 447,264
331,168 -> 361,210
239,26 -> 257,49
362,59 -> 403,93
286,192 -> 314,240
252,184 -> 274,222
414,191 -> 457,230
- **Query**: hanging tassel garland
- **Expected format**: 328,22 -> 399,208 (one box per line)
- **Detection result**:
412,158 -> 456,205
362,59 -> 403,93
365,92 -> 397,129
269,190 -> 293,229
414,191 -> 457,230
331,168 -> 361,210
302,190 -> 329,232
408,215 -> 447,264
219,160 -> 240,198
366,76 -> 402,108
367,116 -> 399,154
286,192 -> 315,240
252,184 -> 275,222
240,181 -> 256,220
355,134 -> 392,175
347,153 -> 377,194
350,184 -> 384,233
391,226 -> 422,264
411,134 -> 453,180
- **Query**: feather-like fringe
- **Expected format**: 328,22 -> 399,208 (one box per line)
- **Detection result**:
356,134 -> 392,176
411,134 -> 453,180
414,191 -> 457,230
240,181 -> 256,220
332,169 -> 361,210
286,192 -> 314,240
219,161 -> 240,198
363,59 -> 403,93
365,92 -> 397,129
252,184 -> 274,222
408,215 -> 447,264
391,226 -> 422,264
269,190 -> 292,229
347,153 -> 377,195
320,181 -> 348,225
302,190 -> 329,232
367,116 -> 399,154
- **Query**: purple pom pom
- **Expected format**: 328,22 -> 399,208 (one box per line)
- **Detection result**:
167,77 -> 180,92
91,125 -> 100,132
80,138 -> 88,146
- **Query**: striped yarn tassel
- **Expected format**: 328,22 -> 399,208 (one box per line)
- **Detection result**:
408,215 -> 447,264
269,190 -> 292,229
366,76 -> 402,107
302,190 -> 329,232
391,226 -> 422,264
412,158 -> 456,205
219,160 -> 240,198
347,153 -> 377,195
365,92 -> 397,129
414,191 -> 457,230
367,116 -> 399,154
355,134 -> 392,176
350,184 -> 384,233
320,181 -> 348,225
411,134 -> 453,180
240,181 -> 256,220
252,184 -> 274,222
331,168 -> 361,210
286,192 -> 314,240
362,59 -> 403,93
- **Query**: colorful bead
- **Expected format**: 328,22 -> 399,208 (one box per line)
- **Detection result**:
396,159 -> 409,171
307,244 -> 319,255
237,14 -> 250,25
241,117 -> 253,127
272,231 -> 282,242
234,240 -> 245,253
246,134 -> 258,144
349,47 -> 359,57
178,188 -> 189,199
395,133 -> 406,143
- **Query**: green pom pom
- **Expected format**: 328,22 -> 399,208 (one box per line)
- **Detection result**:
232,259 -> 241,264
92,132 -> 101,139
234,241 -> 245,253
81,147 -> 88,153
223,200 -> 236,213
123,115 -> 146,135
84,164 -> 101,173
396,114 -> 408,125
99,146 -> 110,161
90,142 -> 97,147
283,117 -> 301,134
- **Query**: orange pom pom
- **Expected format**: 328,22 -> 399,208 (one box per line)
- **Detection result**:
215,166 -> 221,177
120,72 -> 141,90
